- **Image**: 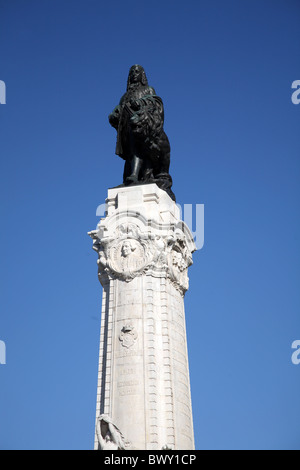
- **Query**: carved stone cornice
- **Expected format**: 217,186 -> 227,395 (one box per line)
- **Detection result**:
89,218 -> 195,296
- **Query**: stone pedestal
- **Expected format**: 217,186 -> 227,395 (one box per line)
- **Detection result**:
89,184 -> 196,450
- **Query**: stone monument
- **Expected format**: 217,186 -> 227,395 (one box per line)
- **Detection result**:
89,66 -> 196,450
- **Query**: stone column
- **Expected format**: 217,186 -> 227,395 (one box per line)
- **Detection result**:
89,183 -> 196,451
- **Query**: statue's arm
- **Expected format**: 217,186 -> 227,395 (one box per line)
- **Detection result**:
108,423 -> 125,450
96,419 -> 105,449
128,87 -> 157,112
108,105 -> 121,129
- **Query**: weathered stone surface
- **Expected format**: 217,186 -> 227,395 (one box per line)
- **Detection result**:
89,184 -> 196,450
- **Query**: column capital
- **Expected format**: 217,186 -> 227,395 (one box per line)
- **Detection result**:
89,184 -> 196,296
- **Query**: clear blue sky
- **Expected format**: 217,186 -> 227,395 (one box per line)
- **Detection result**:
0,0 -> 299,450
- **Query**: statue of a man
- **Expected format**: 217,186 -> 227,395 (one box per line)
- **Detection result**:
109,65 -> 175,201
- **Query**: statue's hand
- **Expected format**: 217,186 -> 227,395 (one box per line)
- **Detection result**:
109,107 -> 120,129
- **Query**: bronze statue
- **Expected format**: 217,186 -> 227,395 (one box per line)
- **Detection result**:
109,65 -> 175,201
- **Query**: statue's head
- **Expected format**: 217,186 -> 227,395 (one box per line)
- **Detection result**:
121,239 -> 136,257
127,64 -> 148,89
